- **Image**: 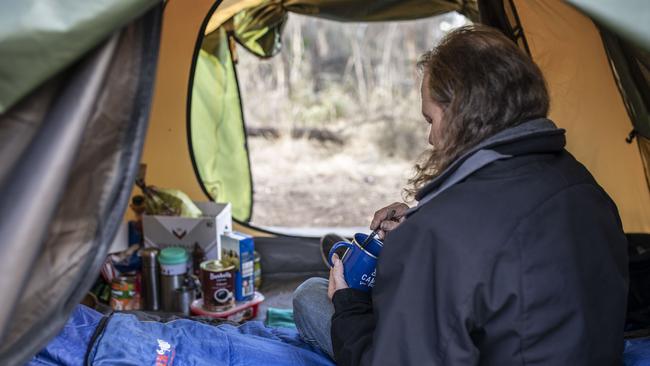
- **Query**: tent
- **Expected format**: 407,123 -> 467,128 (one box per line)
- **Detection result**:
145,0 -> 650,231
0,0 -> 648,364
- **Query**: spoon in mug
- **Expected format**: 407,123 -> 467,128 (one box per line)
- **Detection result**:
361,209 -> 397,248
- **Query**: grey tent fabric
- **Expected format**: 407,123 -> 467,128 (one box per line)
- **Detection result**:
0,6 -> 162,365
0,32 -> 120,345
567,0 -> 650,51
255,236 -> 328,275
600,30 -> 650,139
0,79 -> 60,187
0,0 -> 160,114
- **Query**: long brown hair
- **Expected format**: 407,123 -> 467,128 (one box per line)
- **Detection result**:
406,25 -> 550,199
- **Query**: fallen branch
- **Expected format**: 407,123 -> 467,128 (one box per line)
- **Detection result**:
246,126 -> 345,145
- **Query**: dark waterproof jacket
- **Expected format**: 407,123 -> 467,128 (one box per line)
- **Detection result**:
331,119 -> 628,365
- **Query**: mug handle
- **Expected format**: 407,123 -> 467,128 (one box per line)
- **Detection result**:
328,241 -> 353,268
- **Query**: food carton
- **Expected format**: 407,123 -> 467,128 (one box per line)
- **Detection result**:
221,231 -> 255,302
143,202 -> 231,261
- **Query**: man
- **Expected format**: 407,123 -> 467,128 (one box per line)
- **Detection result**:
293,25 -> 628,365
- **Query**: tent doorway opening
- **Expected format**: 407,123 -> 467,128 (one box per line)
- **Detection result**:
194,12 -> 470,236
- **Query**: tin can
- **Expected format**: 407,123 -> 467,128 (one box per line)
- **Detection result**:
159,247 -> 189,312
200,260 -> 235,312
254,251 -> 262,290
110,276 -> 139,311
192,242 -> 205,277
173,285 -> 195,316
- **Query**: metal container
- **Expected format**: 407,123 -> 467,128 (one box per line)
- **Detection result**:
200,259 -> 235,312
254,251 -> 262,290
140,248 -> 160,311
173,285 -> 194,316
192,242 -> 205,277
110,276 -> 138,311
159,247 -> 189,312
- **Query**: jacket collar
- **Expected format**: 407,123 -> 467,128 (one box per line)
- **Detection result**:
415,118 -> 565,201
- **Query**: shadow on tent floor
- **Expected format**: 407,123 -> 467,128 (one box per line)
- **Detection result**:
256,272 -> 327,323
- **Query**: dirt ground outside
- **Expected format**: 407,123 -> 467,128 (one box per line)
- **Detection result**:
248,136 -> 419,228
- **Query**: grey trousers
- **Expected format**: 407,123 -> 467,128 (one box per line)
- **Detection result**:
292,277 -> 335,359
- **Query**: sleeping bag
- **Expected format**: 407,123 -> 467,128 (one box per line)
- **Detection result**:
29,305 -> 334,366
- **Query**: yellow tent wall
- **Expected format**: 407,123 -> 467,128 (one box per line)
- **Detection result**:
140,0 -> 212,203
513,0 -> 650,233
134,0 -> 268,235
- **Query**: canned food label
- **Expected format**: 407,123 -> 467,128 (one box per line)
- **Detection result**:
254,260 -> 262,289
208,271 -> 232,281
160,262 -> 187,276
201,266 -> 235,312
110,277 -> 140,311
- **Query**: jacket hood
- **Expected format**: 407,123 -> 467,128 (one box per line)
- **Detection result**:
415,118 -> 566,201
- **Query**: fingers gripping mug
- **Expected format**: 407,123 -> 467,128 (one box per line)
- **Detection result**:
328,233 -> 383,292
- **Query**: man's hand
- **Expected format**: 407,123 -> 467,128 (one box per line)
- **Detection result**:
328,254 -> 349,300
370,202 -> 409,239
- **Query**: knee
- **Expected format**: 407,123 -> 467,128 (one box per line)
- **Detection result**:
293,277 -> 328,312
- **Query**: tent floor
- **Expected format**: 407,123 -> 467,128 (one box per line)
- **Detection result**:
86,272 -> 328,324
256,272 -> 327,323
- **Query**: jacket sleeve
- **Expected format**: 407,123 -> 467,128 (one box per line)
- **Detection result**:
330,214 -> 500,365
331,288 -> 374,365
364,223 -> 481,365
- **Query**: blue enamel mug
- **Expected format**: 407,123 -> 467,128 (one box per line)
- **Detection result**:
327,233 -> 383,292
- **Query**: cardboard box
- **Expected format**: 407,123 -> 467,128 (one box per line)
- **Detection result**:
143,202 -> 232,260
221,232 -> 255,302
